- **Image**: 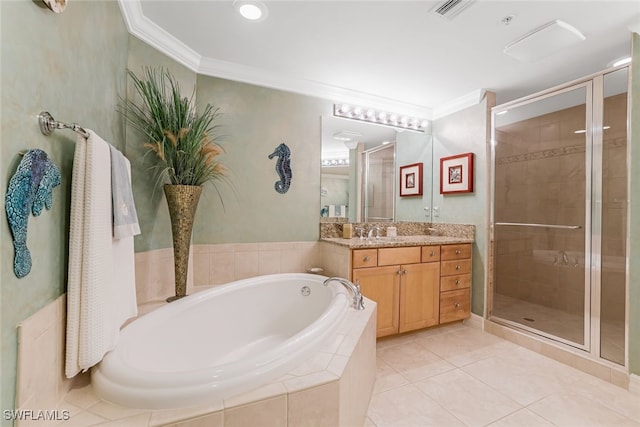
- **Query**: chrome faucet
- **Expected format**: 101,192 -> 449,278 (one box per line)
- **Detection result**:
367,226 -> 381,239
323,277 -> 365,310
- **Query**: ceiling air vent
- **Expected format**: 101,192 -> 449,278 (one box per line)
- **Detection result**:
430,0 -> 476,20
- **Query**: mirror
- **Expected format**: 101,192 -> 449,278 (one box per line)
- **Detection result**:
321,115 -> 433,223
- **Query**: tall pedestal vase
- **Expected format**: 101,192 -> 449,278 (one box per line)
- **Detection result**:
163,184 -> 202,302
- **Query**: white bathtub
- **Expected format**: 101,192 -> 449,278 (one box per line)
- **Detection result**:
91,273 -> 351,409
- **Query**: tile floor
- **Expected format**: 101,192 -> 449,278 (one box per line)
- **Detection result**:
365,323 -> 640,427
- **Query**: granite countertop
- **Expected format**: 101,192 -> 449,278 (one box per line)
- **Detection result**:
321,235 -> 474,249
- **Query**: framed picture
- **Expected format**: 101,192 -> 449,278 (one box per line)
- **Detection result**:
440,153 -> 474,194
399,163 -> 423,197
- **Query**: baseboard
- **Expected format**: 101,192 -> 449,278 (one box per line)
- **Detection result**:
463,313 -> 484,330
630,374 -> 640,396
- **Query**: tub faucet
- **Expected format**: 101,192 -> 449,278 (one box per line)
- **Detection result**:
323,277 -> 365,310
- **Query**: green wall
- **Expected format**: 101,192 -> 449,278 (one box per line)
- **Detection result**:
432,93 -> 496,316
395,131 -> 433,222
191,75 -> 331,244
0,1 -> 129,423
125,37 -> 199,252
628,32 -> 640,376
126,40 -> 333,251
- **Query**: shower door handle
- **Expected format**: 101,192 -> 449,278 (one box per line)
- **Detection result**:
494,222 -> 582,230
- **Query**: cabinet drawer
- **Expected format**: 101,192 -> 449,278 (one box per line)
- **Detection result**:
378,246 -> 421,266
421,245 -> 441,263
352,249 -> 378,268
439,289 -> 470,323
440,259 -> 472,276
441,244 -> 472,261
440,273 -> 471,292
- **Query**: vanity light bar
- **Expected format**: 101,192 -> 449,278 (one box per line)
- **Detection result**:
333,104 -> 429,132
321,158 -> 350,167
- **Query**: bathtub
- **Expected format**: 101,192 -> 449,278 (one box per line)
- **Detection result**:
91,273 -> 351,409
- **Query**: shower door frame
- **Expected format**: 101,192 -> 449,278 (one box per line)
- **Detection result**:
488,64 -> 630,365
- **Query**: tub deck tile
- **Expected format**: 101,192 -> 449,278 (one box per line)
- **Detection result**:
283,371 -> 340,394
223,382 -> 287,409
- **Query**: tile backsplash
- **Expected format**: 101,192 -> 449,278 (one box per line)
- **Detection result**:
320,221 -> 475,240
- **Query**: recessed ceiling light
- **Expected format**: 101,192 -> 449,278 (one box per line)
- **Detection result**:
233,1 -> 268,22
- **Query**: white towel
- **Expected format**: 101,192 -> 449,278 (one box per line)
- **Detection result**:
65,130 -> 138,378
108,145 -> 140,239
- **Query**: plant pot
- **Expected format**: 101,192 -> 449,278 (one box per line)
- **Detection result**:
163,184 -> 202,302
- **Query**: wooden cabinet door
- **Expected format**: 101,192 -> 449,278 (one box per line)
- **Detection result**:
399,262 -> 440,333
353,266 -> 400,338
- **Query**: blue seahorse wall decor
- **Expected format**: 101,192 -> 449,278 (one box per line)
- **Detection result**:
268,143 -> 292,194
5,149 -> 61,278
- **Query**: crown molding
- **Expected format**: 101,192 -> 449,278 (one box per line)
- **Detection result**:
432,88 -> 487,120
118,0 -> 201,73
198,57 -> 432,119
118,0 -> 447,119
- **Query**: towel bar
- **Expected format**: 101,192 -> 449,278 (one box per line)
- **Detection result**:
38,111 -> 90,139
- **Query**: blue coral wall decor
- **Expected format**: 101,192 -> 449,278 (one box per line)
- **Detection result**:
268,143 -> 292,194
5,149 -> 61,278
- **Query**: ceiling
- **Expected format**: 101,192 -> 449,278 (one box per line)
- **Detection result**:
126,1 -> 638,161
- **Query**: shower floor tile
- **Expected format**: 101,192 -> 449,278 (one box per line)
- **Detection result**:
366,323 -> 639,427
492,293 -> 625,365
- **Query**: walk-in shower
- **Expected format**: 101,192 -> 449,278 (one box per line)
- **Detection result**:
490,65 -> 629,366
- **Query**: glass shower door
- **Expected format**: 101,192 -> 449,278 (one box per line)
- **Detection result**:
491,83 -> 590,349
598,68 -> 628,365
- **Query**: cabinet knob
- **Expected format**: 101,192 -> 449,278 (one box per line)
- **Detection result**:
455,265 -> 461,270
430,251 -> 435,257
363,256 -> 370,262
455,249 -> 461,255
455,279 -> 460,285
455,303 -> 461,308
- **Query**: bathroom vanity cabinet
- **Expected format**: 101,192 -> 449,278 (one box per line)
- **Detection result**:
351,243 -> 472,338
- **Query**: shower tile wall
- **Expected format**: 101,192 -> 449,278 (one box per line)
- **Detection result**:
494,92 -> 627,341
600,91 -> 628,365
601,93 -> 628,327
494,102 -> 587,316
